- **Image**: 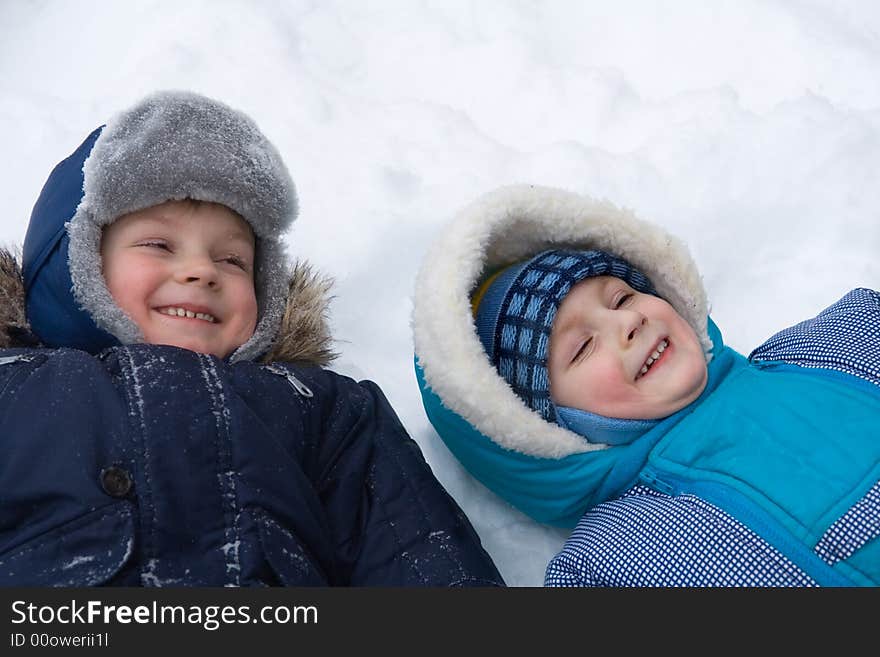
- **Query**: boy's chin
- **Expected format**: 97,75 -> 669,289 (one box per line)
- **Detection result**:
147,338 -> 237,360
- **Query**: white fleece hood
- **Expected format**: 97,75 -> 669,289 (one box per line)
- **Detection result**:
413,184 -> 711,459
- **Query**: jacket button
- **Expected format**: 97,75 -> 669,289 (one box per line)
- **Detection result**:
100,466 -> 133,498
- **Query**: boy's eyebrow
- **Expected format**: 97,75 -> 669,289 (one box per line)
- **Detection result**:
128,215 -> 172,227
552,278 -> 615,337
122,215 -> 181,232
124,215 -> 254,246
221,229 -> 255,246
553,311 -> 579,337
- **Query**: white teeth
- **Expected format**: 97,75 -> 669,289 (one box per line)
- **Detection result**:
160,307 -> 216,323
637,339 -> 669,379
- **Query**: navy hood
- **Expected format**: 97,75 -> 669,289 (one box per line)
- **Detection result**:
23,127 -> 114,352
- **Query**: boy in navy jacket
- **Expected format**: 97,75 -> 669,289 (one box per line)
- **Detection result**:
0,91 -> 503,587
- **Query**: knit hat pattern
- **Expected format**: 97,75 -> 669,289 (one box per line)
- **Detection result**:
474,249 -> 656,422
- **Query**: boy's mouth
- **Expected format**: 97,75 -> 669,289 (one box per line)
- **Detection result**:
155,305 -> 218,323
635,338 -> 669,380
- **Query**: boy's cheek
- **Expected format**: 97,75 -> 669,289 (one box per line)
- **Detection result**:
556,362 -> 622,411
103,255 -> 152,290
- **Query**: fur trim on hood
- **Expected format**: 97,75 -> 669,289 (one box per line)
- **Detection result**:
0,249 -> 30,349
0,248 -> 336,367
413,184 -> 710,459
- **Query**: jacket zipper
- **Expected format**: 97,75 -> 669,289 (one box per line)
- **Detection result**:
263,364 -> 314,398
637,466 -> 855,586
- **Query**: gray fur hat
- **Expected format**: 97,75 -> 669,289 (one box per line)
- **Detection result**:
66,89 -> 297,361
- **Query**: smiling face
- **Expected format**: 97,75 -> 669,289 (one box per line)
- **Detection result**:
548,276 -> 708,420
100,200 -> 258,359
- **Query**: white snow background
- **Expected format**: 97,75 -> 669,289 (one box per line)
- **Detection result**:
2,0 -> 880,586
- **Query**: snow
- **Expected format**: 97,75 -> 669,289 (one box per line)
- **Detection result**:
2,0 -> 879,586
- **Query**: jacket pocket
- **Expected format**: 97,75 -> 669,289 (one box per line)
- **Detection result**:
0,503 -> 135,586
254,511 -> 328,586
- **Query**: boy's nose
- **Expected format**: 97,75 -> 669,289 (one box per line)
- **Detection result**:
622,313 -> 647,344
174,257 -> 219,288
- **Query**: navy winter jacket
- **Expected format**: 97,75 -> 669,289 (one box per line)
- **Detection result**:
0,339 -> 504,586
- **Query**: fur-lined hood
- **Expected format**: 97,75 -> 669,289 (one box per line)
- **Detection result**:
0,248 -> 335,366
414,184 -> 710,459
412,184 -> 713,526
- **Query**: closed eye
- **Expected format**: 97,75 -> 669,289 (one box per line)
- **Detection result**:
219,255 -> 249,271
136,240 -> 170,251
615,293 -> 634,309
571,337 -> 592,364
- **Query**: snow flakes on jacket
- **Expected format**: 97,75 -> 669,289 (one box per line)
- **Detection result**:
0,249 -> 504,587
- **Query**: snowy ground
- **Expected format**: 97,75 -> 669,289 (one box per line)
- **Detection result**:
2,1 -> 879,586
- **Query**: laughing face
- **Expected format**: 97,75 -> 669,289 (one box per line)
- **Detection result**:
100,200 -> 258,359
547,276 -> 708,420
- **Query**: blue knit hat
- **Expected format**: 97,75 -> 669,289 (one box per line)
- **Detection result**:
472,249 -> 657,423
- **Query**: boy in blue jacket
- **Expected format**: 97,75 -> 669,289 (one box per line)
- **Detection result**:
0,90 -> 504,587
413,184 -> 880,586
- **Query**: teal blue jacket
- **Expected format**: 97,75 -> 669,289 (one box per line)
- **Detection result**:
412,184 -> 879,586
416,319 -> 735,529
419,292 -> 880,585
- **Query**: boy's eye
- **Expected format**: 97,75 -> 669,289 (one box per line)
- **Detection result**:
220,255 -> 248,270
571,337 -> 592,364
137,240 -> 170,251
614,293 -> 634,309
